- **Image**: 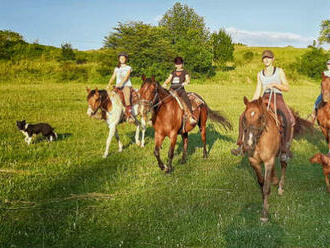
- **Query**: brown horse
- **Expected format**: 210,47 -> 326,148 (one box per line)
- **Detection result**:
139,75 -> 232,173
316,75 -> 330,153
242,96 -> 312,222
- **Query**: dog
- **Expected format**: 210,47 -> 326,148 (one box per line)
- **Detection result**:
309,153 -> 330,193
16,120 -> 57,144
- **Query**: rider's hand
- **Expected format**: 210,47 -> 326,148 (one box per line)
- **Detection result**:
162,83 -> 167,88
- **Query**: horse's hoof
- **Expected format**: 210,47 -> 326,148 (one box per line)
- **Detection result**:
272,176 -> 279,186
165,168 -> 173,174
327,187 -> 330,193
141,143 -> 145,148
203,153 -> 208,159
159,164 -> 165,170
278,188 -> 284,195
136,140 -> 141,146
103,154 -> 108,158
260,216 -> 269,223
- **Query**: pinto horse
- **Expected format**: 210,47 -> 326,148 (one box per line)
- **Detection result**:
242,96 -> 312,222
139,75 -> 232,173
86,88 -> 147,158
316,75 -> 330,153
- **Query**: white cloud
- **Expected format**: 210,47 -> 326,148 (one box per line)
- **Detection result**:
224,27 -> 314,48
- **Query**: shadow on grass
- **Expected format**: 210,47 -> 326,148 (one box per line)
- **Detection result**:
224,203 -> 284,248
176,123 -> 234,157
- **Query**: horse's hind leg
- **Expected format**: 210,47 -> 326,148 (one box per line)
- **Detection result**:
115,128 -> 123,152
199,107 -> 208,158
154,132 -> 165,171
271,167 -> 279,186
181,132 -> 188,164
278,161 -> 287,195
140,115 -> 146,147
166,133 -> 178,173
321,127 -> 330,154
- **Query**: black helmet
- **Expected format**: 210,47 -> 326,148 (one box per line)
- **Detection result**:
118,52 -> 128,58
174,56 -> 184,65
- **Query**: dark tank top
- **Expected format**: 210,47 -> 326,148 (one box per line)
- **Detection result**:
170,70 -> 187,89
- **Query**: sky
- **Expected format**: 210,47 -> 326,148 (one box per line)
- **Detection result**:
0,0 -> 329,50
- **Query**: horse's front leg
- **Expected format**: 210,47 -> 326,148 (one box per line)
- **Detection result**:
181,132 -> 188,164
140,115 -> 146,147
260,158 -> 274,222
278,161 -> 287,195
166,133 -> 178,173
135,123 -> 141,146
103,123 -> 116,158
154,132 -> 165,171
320,127 -> 330,153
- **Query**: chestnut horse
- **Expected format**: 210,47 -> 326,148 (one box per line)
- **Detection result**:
139,76 -> 232,173
316,75 -> 330,153
86,88 -> 147,158
242,96 -> 312,222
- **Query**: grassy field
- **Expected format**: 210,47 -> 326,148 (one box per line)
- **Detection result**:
1,47 -> 330,247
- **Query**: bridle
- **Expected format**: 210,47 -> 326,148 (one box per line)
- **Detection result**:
139,82 -> 159,112
88,93 -> 110,116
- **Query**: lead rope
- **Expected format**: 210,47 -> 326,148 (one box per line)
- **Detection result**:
267,88 -> 280,126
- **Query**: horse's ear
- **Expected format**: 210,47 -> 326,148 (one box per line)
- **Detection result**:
142,74 -> 146,81
95,88 -> 99,96
151,75 -> 155,82
243,96 -> 249,105
86,87 -> 91,93
258,97 -> 263,106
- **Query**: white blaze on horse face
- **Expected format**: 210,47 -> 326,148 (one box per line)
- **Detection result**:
248,132 -> 253,146
251,111 -> 255,117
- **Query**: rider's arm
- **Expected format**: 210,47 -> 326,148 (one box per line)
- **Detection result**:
107,69 -> 116,89
183,73 -> 190,85
252,73 -> 262,100
270,68 -> 289,92
118,68 -> 131,87
162,74 -> 173,87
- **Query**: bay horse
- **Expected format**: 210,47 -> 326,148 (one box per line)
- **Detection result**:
316,75 -> 330,153
242,96 -> 312,222
139,75 -> 232,173
86,88 -> 147,158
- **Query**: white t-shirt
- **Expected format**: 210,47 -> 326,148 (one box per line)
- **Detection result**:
324,70 -> 330,77
115,65 -> 132,87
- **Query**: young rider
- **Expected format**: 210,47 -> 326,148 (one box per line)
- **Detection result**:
107,52 -> 132,118
162,56 -> 196,125
231,50 -> 295,161
311,59 -> 330,123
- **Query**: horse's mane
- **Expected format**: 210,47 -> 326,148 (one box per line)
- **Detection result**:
87,89 -> 108,101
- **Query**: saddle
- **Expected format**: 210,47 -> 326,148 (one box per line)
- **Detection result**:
113,87 -> 139,106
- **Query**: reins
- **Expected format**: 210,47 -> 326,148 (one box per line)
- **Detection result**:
266,88 -> 280,126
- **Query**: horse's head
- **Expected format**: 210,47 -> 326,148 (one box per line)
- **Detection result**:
321,75 -> 330,102
242,96 -> 267,154
139,75 -> 158,112
86,88 -> 102,117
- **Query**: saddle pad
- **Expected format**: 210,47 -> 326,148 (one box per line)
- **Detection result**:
187,92 -> 205,111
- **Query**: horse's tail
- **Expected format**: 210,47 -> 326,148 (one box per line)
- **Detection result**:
291,108 -> 314,138
206,105 -> 233,131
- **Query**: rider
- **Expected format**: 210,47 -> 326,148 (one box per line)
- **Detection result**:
162,56 -> 197,125
311,59 -> 330,123
231,50 -> 295,161
106,52 -> 132,118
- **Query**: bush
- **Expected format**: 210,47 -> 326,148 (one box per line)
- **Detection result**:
59,62 -> 88,82
211,29 -> 234,65
297,47 -> 329,79
243,51 -> 254,63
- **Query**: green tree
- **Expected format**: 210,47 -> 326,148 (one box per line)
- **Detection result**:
318,20 -> 330,44
60,42 -> 76,61
104,22 -> 175,80
211,29 -> 234,65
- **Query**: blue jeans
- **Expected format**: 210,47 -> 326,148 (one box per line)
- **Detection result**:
315,94 -> 322,109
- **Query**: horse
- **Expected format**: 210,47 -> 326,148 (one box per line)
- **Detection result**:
242,96 -> 312,222
86,88 -> 147,158
139,75 -> 232,173
316,75 -> 330,153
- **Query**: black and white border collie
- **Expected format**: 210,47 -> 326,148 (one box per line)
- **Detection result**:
16,120 -> 57,144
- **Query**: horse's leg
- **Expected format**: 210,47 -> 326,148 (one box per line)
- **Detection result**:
271,166 -> 279,186
133,105 -> 141,146
140,114 -> 146,147
325,175 -> 330,192
166,132 -> 178,173
278,161 -> 287,195
114,128 -> 123,152
154,132 -> 165,171
249,159 -> 264,188
261,158 -> 274,222
181,132 -> 188,164
103,123 -> 116,158
320,127 -> 330,153
199,106 -> 208,158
